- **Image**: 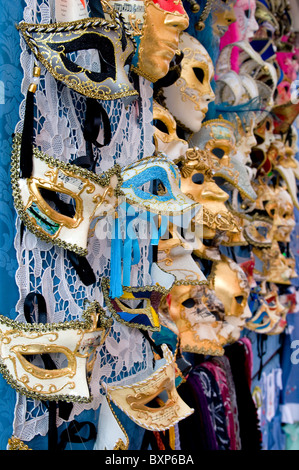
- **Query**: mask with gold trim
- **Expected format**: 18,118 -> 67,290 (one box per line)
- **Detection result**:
246,287 -> 286,334
101,344 -> 194,431
266,136 -> 299,171
250,115 -> 276,171
106,0 -> 189,82
17,12 -> 138,107
153,100 -> 189,161
0,294 -> 112,402
11,133 -> 121,257
158,283 -> 234,356
211,0 -> 237,37
209,254 -> 252,343
191,118 -> 257,202
120,154 -> 200,226
178,147 -> 241,238
162,32 -> 215,134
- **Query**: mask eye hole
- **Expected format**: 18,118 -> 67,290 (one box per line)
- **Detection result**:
244,8 -> 251,18
153,119 -> 170,135
212,147 -> 225,158
266,120 -> 271,131
182,298 -> 196,308
193,67 -> 205,84
191,173 -> 204,185
39,188 -> 77,218
235,295 -> 244,305
255,134 -> 264,145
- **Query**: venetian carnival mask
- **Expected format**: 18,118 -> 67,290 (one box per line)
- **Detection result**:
153,100 -> 189,161
253,241 -> 298,285
11,133 -> 121,256
251,115 -> 276,170
211,0 -> 237,37
102,344 -> 194,431
178,147 -> 240,238
162,32 -> 215,134
17,12 -> 139,107
246,287 -> 286,334
209,254 -> 252,342
159,284 -> 234,356
234,0 -> 259,40
107,0 -> 189,82
0,295 -> 112,402
190,118 -> 257,202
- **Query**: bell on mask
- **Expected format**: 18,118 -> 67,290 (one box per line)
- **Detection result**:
106,0 -> 189,82
209,254 -> 252,343
0,296 -> 112,402
162,32 -> 215,134
101,344 -> 194,431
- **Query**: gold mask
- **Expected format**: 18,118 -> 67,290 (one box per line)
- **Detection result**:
179,147 -> 240,238
0,300 -> 112,402
253,241 -> 298,285
102,344 -> 194,431
211,0 -> 237,37
162,32 -> 215,133
107,0 -> 189,82
153,100 -> 189,161
209,254 -> 252,343
159,283 -> 234,356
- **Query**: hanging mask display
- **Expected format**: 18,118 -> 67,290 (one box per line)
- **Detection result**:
209,254 -> 252,342
0,294 -> 112,402
253,241 -> 298,285
162,32 -> 215,134
101,344 -> 194,431
17,12 -> 139,107
106,0 -> 189,82
153,100 -> 189,161
11,133 -> 122,256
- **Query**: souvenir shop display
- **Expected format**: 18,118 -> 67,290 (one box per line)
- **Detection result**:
0,0 -> 299,451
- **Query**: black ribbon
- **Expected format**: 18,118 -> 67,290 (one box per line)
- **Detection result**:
57,420 -> 97,450
20,89 -> 34,178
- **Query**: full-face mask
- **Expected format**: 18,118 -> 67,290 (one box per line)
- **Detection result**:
153,100 -> 189,161
158,284 -> 234,356
253,241 -> 298,285
190,118 -> 257,202
162,32 -> 215,134
209,254 -> 252,342
0,294 -> 112,402
101,344 -> 194,431
106,0 -> 189,82
17,12 -> 139,107
234,0 -> 259,40
251,115 -> 276,171
211,0 -> 237,37
178,147 -> 240,239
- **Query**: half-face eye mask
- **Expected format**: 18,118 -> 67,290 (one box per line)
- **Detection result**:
162,32 -> 215,134
0,293 -> 112,402
120,153 -> 200,226
153,100 -> 189,161
158,283 -> 234,356
246,288 -> 286,334
178,147 -> 241,238
106,0 -> 189,82
17,14 -> 138,106
101,344 -> 194,431
190,119 -> 257,202
11,133 -> 121,257
209,254 -> 252,343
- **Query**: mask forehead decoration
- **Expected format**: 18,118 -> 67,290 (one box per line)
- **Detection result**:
158,283 -> 233,356
153,100 -> 189,161
101,344 -> 194,431
11,133 -> 121,256
0,296 -> 112,402
178,147 -> 241,236
120,154 -> 200,226
17,13 -> 138,106
211,0 -> 237,37
191,118 -> 257,201
209,254 -> 252,342
107,0 -> 189,82
162,32 -> 215,134
246,287 -> 286,334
